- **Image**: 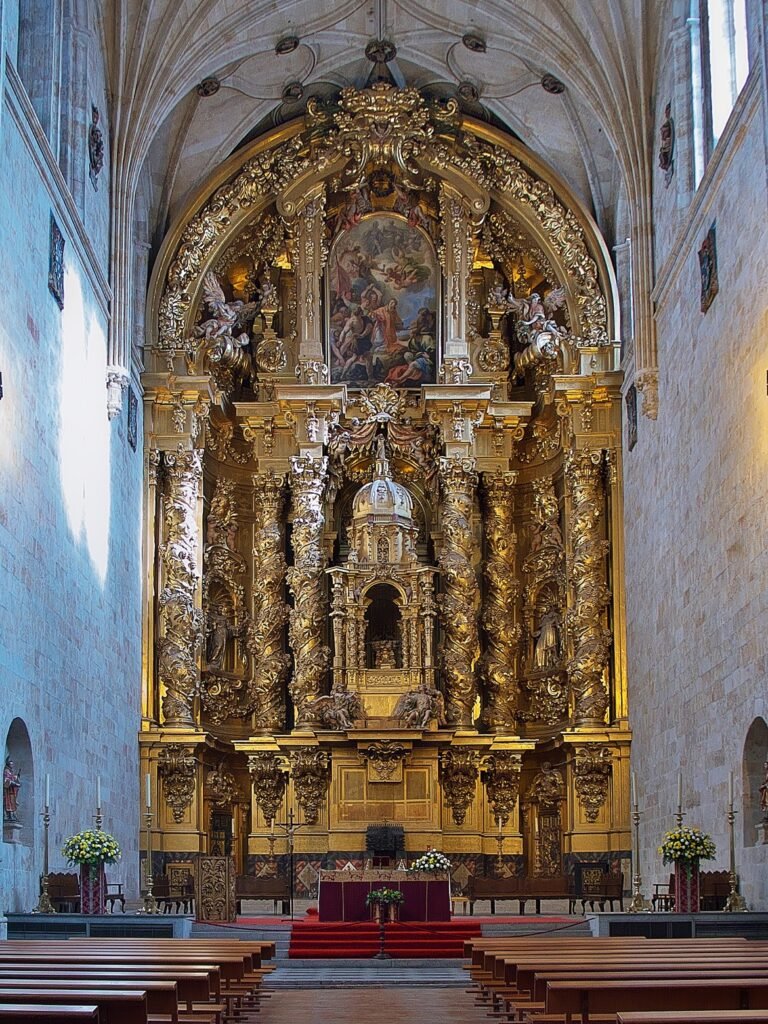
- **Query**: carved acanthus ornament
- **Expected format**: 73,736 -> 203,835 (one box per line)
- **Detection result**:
158,744 -> 197,823
527,762 -> 565,807
573,745 -> 613,822
245,473 -> 290,732
358,741 -> 409,782
437,457 -> 480,728
635,369 -> 659,420
566,450 -> 611,725
289,748 -> 330,825
482,751 -> 522,825
480,472 -> 521,732
286,456 -> 330,728
440,748 -> 480,825
205,762 -> 240,808
247,752 -> 288,822
158,448 -> 205,727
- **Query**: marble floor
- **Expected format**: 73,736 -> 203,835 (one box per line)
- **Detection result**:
258,985 -> 488,1023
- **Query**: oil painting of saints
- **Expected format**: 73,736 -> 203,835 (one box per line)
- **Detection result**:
328,213 -> 438,388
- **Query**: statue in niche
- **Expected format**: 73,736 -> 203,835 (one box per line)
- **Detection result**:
658,102 -> 675,186
3,758 -> 21,822
205,595 -> 240,670
393,681 -> 446,729
529,762 -> 564,807
533,609 -> 561,670
372,640 -> 397,668
88,105 -> 104,189
760,760 -> 768,820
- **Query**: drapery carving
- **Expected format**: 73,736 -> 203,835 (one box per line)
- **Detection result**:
480,471 -> 520,732
566,450 -> 611,725
438,457 -> 480,728
573,745 -> 613,822
158,744 -> 197,823
158,448 -> 205,726
245,473 -> 290,732
440,748 -> 479,825
289,747 -> 330,824
286,456 -> 330,729
482,750 -> 522,825
247,752 -> 287,823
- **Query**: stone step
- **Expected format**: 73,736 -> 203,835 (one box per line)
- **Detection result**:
264,961 -> 468,988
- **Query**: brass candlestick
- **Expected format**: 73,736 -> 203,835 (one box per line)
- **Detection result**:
627,806 -> 651,913
495,832 -> 504,876
142,808 -> 159,914
32,805 -> 56,914
724,806 -> 748,912
674,807 -> 686,828
267,833 -> 277,875
94,806 -> 103,831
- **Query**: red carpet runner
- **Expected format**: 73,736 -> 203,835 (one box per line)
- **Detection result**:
288,919 -> 482,958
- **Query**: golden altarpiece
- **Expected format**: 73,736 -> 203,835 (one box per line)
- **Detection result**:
140,83 -> 631,899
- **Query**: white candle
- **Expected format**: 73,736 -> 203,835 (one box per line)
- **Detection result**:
271,818 -> 275,836
45,773 -> 50,807
677,772 -> 682,809
631,771 -> 637,808
497,815 -> 502,835
728,771 -> 734,806
146,773 -> 151,808
97,776 -> 101,809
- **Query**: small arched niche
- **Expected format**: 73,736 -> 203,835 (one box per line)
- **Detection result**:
365,583 -> 403,668
4,717 -> 34,848
742,716 -> 768,846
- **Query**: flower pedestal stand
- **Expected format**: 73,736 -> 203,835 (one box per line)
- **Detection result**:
80,864 -> 107,915
673,861 -> 699,913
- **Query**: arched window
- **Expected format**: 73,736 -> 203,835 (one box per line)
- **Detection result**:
17,0 -> 62,141
742,716 -> 768,845
691,0 -> 750,182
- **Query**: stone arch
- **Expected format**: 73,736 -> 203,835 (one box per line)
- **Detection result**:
17,0 -> 62,140
743,716 -> 768,846
3,717 -> 34,849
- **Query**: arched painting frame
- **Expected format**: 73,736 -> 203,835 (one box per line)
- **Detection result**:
327,212 -> 439,388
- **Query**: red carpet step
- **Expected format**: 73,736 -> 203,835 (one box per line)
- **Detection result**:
288,920 -> 482,959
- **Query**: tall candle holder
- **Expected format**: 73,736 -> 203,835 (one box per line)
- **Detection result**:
273,809 -> 308,919
495,833 -> 504,876
724,804 -> 748,912
627,805 -> 651,913
94,806 -> 104,831
141,807 -> 159,914
32,804 -> 56,915
267,833 -> 277,875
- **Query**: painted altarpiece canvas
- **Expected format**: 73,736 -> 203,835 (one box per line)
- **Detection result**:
327,213 -> 439,388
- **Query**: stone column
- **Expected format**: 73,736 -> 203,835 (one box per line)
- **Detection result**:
438,456 -> 480,728
248,473 -> 290,733
158,448 -> 205,727
330,575 -> 346,688
566,449 -> 611,726
480,471 -> 521,733
290,192 -> 328,381
286,455 -> 330,729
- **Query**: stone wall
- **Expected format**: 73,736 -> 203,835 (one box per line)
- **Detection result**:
626,52 -> 768,907
0,0 -> 142,911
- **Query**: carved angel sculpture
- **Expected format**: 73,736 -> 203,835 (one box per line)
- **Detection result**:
189,272 -> 258,378
393,682 -> 447,729
507,287 -> 566,334
309,687 -> 367,730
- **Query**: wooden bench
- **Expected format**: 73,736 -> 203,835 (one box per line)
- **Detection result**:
0,988 -> 148,1024
46,873 -> 81,913
578,872 -> 625,912
152,877 -> 194,914
0,1007 -> 99,1022
466,874 -> 573,914
618,1014 -> 768,1024
235,874 -> 290,915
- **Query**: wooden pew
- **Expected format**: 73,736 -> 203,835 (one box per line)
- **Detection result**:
0,989 -> 147,1024
0,1008 -> 99,1023
617,1015 -> 768,1024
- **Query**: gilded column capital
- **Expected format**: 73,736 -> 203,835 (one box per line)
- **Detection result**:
573,745 -> 613,822
482,750 -> 522,823
247,752 -> 288,821
157,744 -> 197,823
289,747 -> 330,824
440,748 -> 480,825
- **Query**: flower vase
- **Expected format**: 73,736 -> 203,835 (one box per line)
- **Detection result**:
371,903 -> 382,924
673,860 -> 700,913
80,863 -> 106,914
387,903 -> 399,923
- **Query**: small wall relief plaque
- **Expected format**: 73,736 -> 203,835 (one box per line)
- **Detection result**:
48,214 -> 65,310
698,222 -> 719,313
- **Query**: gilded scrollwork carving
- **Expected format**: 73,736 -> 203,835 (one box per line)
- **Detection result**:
573,745 -> 613,822
527,761 -> 565,807
287,456 -> 330,728
479,471 -> 521,732
289,747 -> 330,825
358,741 -> 409,781
440,748 -> 480,825
158,744 -> 197,823
247,752 -> 288,823
158,448 -> 205,727
438,457 -> 480,728
244,473 -> 290,732
566,450 -> 611,725
206,761 -> 240,808
482,751 -> 522,825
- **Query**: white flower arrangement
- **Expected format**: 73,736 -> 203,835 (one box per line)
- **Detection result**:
409,850 -> 451,872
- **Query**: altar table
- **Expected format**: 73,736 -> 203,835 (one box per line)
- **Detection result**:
317,869 -> 451,921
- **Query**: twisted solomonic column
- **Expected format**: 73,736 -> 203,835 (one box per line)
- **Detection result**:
158,448 -> 205,727
565,449 -> 612,726
286,456 -> 330,729
246,473 -> 290,733
437,456 -> 480,728
480,471 -> 521,733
